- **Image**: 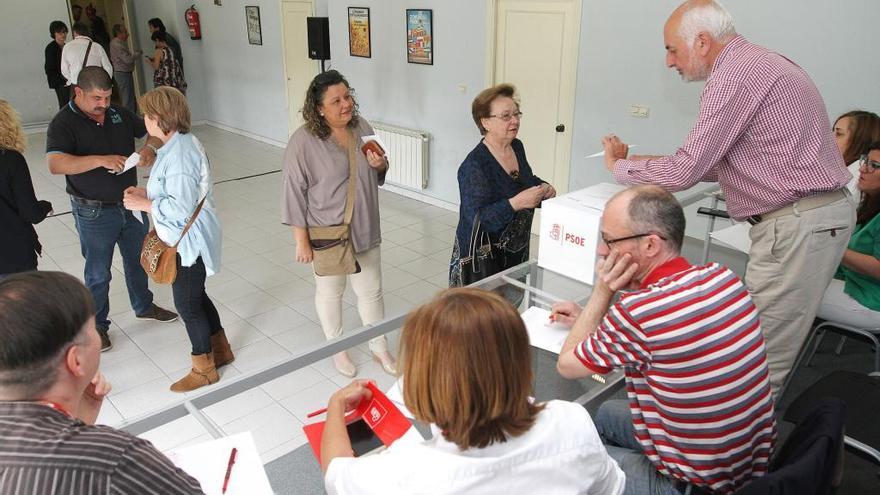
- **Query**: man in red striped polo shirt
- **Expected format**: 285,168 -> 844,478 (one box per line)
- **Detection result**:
601,0 -> 855,400
556,186 -> 776,494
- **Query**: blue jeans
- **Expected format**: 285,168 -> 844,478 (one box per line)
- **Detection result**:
596,400 -> 687,495
70,199 -> 153,330
172,255 -> 222,354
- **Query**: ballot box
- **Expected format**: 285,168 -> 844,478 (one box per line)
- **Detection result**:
537,183 -> 625,284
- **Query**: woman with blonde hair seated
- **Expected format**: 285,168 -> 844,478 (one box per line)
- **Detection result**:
319,288 -> 625,494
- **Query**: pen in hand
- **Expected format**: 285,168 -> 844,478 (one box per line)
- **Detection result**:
222,447 -> 237,494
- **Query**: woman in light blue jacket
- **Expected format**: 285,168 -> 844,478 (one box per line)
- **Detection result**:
123,86 -> 231,393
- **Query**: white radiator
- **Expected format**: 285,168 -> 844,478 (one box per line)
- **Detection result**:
372,122 -> 430,190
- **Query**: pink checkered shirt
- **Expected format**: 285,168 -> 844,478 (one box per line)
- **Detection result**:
613,35 -> 850,220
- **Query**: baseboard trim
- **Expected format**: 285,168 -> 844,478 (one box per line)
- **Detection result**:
380,183 -> 458,212
23,123 -> 50,134
200,120 -> 288,148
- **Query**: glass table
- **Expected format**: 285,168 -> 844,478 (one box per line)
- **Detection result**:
119,260 -> 624,489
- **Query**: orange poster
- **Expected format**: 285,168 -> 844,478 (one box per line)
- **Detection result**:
348,7 -> 371,58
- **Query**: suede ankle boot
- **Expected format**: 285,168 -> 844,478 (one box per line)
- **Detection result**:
211,330 -> 235,368
170,353 -> 219,392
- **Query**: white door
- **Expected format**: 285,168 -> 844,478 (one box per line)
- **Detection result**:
489,0 -> 582,232
281,0 -> 318,136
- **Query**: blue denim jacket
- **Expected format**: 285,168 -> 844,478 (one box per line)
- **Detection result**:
147,132 -> 222,275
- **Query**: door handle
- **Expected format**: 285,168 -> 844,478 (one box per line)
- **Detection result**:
555,124 -> 565,132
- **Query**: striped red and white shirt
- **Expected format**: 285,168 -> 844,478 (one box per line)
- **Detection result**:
613,35 -> 850,220
576,257 -> 776,494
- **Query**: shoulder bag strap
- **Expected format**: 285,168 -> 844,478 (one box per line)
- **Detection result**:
82,41 -> 93,69
172,196 -> 207,248
342,128 -> 358,226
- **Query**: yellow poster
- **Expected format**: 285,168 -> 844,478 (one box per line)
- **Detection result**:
348,7 -> 371,58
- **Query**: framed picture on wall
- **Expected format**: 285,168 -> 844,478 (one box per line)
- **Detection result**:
245,6 -> 262,45
406,9 -> 433,65
348,7 -> 371,58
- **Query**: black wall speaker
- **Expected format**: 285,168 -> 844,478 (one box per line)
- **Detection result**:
307,17 -> 330,60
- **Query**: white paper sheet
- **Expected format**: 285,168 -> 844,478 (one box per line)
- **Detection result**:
521,306 -> 570,355
166,432 -> 273,495
361,135 -> 391,161
585,144 -> 638,159
108,152 -> 140,175
710,223 -> 752,254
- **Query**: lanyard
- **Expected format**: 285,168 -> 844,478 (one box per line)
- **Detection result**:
38,401 -> 73,418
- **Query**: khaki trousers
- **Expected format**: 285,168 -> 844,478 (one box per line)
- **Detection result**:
746,194 -> 855,400
313,246 -> 387,353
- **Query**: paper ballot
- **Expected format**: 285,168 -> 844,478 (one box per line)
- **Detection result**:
585,145 -> 638,159
521,306 -> 569,355
108,152 -> 140,175
166,432 -> 272,495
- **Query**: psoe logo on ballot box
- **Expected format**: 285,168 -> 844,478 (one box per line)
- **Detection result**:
549,223 -> 588,248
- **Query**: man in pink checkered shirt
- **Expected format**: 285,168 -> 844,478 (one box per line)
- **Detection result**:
602,0 -> 855,400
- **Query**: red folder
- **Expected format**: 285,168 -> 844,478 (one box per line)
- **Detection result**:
302,382 -> 412,460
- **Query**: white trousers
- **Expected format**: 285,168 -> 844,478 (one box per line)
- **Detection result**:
746,195 -> 855,400
313,246 -> 387,353
817,279 -> 880,329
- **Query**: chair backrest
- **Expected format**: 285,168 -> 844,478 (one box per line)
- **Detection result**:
733,398 -> 845,495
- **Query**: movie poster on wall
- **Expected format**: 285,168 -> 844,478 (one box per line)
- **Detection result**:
348,7 -> 371,58
406,9 -> 433,65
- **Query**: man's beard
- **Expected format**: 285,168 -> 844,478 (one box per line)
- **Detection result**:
682,57 -> 710,82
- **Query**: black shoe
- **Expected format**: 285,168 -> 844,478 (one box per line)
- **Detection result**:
136,303 -> 179,323
98,329 -> 112,352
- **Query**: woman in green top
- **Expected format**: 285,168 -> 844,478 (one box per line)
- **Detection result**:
817,142 -> 880,327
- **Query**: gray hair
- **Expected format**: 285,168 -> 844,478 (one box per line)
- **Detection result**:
679,1 -> 736,45
626,186 -> 686,253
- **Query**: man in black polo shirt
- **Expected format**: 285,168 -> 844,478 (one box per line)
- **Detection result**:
46,66 -> 177,351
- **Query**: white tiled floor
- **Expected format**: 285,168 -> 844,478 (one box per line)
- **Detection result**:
23,125 -> 455,463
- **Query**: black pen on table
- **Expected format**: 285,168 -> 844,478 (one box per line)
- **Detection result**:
222,447 -> 238,494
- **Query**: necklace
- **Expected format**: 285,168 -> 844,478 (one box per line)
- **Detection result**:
484,139 -> 518,176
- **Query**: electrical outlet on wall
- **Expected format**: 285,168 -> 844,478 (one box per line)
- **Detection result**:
629,105 -> 649,118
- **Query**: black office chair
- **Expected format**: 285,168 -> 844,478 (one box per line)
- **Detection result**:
733,398 -> 845,495
784,371 -> 880,470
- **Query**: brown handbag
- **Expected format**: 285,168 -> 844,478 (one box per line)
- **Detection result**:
140,197 -> 206,284
308,130 -> 361,277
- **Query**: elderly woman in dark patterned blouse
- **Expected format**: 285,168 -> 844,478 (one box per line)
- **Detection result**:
281,70 -> 397,378
449,83 -> 555,287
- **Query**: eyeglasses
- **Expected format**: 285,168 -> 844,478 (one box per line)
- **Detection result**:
488,111 -> 523,122
859,154 -> 880,173
601,232 -> 666,247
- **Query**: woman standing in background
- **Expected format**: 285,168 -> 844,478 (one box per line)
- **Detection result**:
0,100 -> 53,278
281,70 -> 397,378
123,87 -> 229,392
44,21 -> 69,108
